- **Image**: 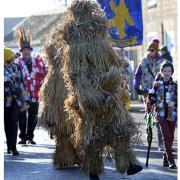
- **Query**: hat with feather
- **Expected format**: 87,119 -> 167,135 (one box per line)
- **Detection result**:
17,26 -> 33,52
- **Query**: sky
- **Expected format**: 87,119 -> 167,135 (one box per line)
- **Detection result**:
2,0 -> 68,17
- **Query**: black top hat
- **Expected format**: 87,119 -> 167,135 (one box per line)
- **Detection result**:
17,26 -> 33,52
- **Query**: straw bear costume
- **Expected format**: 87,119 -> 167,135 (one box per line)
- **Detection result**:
40,0 -> 141,176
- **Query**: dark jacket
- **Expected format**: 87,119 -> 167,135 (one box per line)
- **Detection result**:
161,52 -> 173,62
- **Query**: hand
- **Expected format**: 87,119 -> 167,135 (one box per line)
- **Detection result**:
168,102 -> 175,108
143,89 -> 149,95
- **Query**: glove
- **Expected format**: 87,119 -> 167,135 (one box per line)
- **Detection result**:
135,88 -> 144,95
135,88 -> 149,96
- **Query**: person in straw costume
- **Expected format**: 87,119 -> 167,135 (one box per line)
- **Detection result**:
39,26 -> 78,168
41,0 -> 143,179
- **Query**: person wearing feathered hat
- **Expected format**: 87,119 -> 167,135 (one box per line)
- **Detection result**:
4,48 -> 30,155
16,26 -> 47,145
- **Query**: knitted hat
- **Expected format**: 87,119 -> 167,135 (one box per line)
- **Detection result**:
17,26 -> 33,52
151,37 -> 160,44
4,48 -> 15,62
147,42 -> 159,51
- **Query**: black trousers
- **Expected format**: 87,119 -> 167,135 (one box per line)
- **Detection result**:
4,105 -> 20,150
19,102 -> 39,140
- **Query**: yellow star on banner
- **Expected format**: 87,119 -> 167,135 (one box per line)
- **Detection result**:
109,0 -> 135,38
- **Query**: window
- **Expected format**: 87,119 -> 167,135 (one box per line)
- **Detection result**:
166,31 -> 174,57
146,0 -> 157,8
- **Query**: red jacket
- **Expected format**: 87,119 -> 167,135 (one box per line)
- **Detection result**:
16,56 -> 47,102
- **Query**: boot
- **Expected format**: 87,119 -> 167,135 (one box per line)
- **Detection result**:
89,174 -> 100,180
169,159 -> 177,169
28,139 -> 36,144
163,153 -> 169,167
18,139 -> 26,144
127,164 -> 143,175
11,146 -> 19,156
11,149 -> 19,156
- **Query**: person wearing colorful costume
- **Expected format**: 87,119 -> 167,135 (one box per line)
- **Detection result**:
147,61 -> 177,169
4,48 -> 30,155
16,27 -> 47,144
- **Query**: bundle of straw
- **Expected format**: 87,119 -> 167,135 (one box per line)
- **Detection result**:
46,0 -> 141,175
40,27 -> 77,168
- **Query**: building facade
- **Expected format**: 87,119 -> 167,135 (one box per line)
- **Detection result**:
142,0 -> 177,73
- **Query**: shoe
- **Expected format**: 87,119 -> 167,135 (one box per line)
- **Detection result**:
11,149 -> 19,156
18,139 -> 26,144
89,174 -> 100,180
158,147 -> 164,151
169,164 -> 177,169
28,139 -> 36,144
169,160 -> 177,169
127,164 -> 143,175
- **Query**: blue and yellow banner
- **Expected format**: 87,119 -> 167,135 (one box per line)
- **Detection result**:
97,0 -> 143,48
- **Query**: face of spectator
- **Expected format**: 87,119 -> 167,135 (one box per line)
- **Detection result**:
161,66 -> 173,81
21,48 -> 32,61
148,48 -> 157,57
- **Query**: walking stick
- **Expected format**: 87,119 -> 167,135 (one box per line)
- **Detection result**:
144,112 -> 154,167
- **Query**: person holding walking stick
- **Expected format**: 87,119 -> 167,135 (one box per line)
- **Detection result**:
147,61 -> 177,169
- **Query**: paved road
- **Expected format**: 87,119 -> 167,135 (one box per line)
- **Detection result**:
4,101 -> 177,180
